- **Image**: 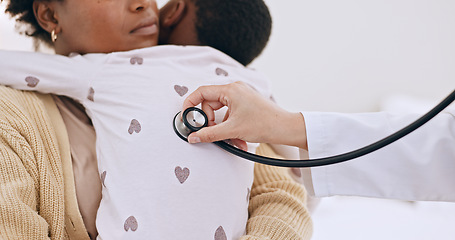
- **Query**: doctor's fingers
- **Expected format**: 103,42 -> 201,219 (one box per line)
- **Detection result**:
182,81 -> 256,111
182,84 -> 233,113
188,129 -> 248,151
187,119 -> 241,144
201,100 -> 225,126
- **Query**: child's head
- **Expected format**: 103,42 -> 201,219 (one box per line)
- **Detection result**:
3,0 -> 272,64
3,0 -> 160,55
159,0 -> 272,66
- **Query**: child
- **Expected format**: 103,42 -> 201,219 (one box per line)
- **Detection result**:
1,0 -> 273,239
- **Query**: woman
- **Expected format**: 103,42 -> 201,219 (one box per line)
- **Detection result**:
0,0 -> 313,238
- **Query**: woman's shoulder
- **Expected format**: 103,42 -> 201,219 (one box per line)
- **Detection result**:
0,85 -> 79,239
0,85 -> 42,104
0,85 -> 48,121
0,85 -> 60,142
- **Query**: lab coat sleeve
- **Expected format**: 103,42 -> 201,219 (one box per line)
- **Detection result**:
301,108 -> 455,202
0,50 -> 94,102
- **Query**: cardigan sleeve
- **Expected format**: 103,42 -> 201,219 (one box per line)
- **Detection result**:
240,143 -> 313,240
0,134 -> 52,239
0,86 -> 75,239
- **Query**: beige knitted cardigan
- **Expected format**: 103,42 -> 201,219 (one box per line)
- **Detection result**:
0,86 -> 312,239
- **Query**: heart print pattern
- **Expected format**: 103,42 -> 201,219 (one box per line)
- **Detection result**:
291,168 -> 302,178
215,68 -> 229,76
130,57 -> 143,65
100,171 -> 107,187
128,119 -> 142,134
25,76 -> 39,87
175,166 -> 190,184
124,216 -> 138,231
174,85 -> 188,97
214,226 -> 227,240
87,87 -> 95,101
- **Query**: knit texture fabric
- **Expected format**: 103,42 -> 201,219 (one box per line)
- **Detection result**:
0,86 -> 312,239
0,86 -> 89,239
241,144 -> 313,240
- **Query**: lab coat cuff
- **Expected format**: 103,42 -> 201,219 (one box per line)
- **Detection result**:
301,111 -> 330,197
298,148 -> 315,196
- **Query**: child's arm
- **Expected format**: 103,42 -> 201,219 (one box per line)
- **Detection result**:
0,50 -> 94,102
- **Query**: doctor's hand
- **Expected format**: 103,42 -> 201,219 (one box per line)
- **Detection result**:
182,81 -> 308,149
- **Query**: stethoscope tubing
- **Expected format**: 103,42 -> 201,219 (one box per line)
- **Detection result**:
176,89 -> 455,168
207,89 -> 455,168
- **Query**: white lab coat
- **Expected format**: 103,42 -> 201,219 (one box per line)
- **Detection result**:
300,108 -> 455,202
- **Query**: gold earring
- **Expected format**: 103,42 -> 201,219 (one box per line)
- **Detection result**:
51,29 -> 58,43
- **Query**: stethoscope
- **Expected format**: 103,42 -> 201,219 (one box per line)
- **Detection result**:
173,89 -> 455,168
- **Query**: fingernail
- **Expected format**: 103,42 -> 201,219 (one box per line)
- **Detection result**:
188,136 -> 201,143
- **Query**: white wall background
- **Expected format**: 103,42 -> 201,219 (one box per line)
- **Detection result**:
254,0 -> 455,113
2,0 -> 455,239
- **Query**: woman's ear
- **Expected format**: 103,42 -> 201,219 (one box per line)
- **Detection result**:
33,1 -> 59,33
160,0 -> 187,28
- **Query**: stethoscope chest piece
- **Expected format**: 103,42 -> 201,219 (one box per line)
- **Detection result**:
172,87 -> 455,167
173,107 -> 209,141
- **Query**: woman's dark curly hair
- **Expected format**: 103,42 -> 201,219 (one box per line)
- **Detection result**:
2,0 -> 57,46
2,0 -> 272,62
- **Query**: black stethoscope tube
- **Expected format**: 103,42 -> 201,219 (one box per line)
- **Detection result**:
177,89 -> 455,168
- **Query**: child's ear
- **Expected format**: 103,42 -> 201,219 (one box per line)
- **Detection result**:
33,1 -> 59,33
160,0 -> 187,28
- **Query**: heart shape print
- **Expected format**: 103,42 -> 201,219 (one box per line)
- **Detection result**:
291,168 -> 302,178
25,76 -> 39,87
130,57 -> 143,65
215,68 -> 229,77
128,119 -> 142,134
175,166 -> 190,184
174,85 -> 188,97
100,171 -> 107,187
124,216 -> 138,232
214,226 -> 227,240
87,87 -> 95,101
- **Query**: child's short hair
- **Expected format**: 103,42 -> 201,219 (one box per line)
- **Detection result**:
3,0 -> 272,64
192,0 -> 272,66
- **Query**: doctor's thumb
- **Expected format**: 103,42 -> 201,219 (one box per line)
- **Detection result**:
187,123 -> 231,144
188,125 -> 226,143
187,125 -> 248,151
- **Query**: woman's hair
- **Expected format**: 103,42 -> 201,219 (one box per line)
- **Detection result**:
3,0 -> 273,63
192,0 -> 272,66
3,0 -> 57,46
